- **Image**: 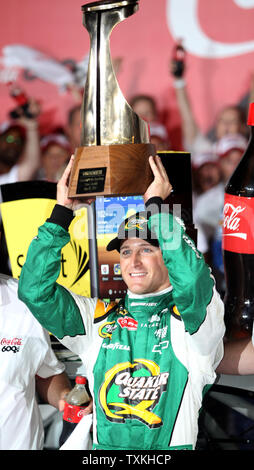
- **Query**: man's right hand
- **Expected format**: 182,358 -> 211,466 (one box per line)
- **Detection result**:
57,155 -> 95,210
57,155 -> 77,209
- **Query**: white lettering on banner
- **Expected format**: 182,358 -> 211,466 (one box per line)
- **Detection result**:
234,1 -> 254,9
223,203 -> 247,239
167,0 -> 254,58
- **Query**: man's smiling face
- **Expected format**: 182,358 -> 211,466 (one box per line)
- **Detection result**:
119,238 -> 170,295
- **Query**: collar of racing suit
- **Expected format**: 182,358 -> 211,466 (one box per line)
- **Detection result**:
122,286 -> 173,319
127,286 -> 173,298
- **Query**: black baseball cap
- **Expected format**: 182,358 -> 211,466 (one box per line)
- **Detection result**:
106,211 -> 159,252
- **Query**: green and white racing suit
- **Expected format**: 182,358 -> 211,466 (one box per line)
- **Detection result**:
18,202 -> 225,450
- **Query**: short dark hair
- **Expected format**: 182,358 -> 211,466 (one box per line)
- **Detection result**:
106,211 -> 159,252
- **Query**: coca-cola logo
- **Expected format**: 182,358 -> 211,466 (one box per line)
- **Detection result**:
117,317 -> 138,331
223,203 -> 247,240
223,194 -> 254,254
167,0 -> 254,60
1,337 -> 22,346
77,409 -> 86,418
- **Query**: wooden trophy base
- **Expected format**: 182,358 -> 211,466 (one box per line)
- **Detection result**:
68,143 -> 156,198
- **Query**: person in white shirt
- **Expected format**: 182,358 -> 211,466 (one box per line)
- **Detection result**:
0,273 -> 71,450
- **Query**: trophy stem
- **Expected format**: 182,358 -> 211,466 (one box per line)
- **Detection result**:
81,0 -> 150,146
96,11 -> 101,146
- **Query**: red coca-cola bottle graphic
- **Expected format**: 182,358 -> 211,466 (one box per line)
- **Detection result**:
59,376 -> 90,447
222,102 -> 254,339
171,40 -> 185,78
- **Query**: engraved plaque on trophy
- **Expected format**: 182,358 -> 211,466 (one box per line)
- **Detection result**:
68,0 -> 156,198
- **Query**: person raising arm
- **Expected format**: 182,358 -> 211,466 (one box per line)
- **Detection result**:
18,155 -> 225,451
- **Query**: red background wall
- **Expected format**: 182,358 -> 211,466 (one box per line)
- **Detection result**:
1,0 -> 254,149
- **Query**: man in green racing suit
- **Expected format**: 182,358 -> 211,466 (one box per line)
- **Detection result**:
18,155 -> 225,450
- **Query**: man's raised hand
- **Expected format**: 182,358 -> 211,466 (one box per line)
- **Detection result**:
143,155 -> 173,204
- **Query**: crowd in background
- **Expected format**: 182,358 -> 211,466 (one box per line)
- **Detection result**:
0,47 -> 252,298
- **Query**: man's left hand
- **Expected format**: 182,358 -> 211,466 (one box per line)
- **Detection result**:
143,155 -> 173,203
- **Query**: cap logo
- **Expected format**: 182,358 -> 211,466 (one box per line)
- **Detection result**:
125,216 -> 148,231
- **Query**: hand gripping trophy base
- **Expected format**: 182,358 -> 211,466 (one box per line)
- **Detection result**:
68,143 -> 156,198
